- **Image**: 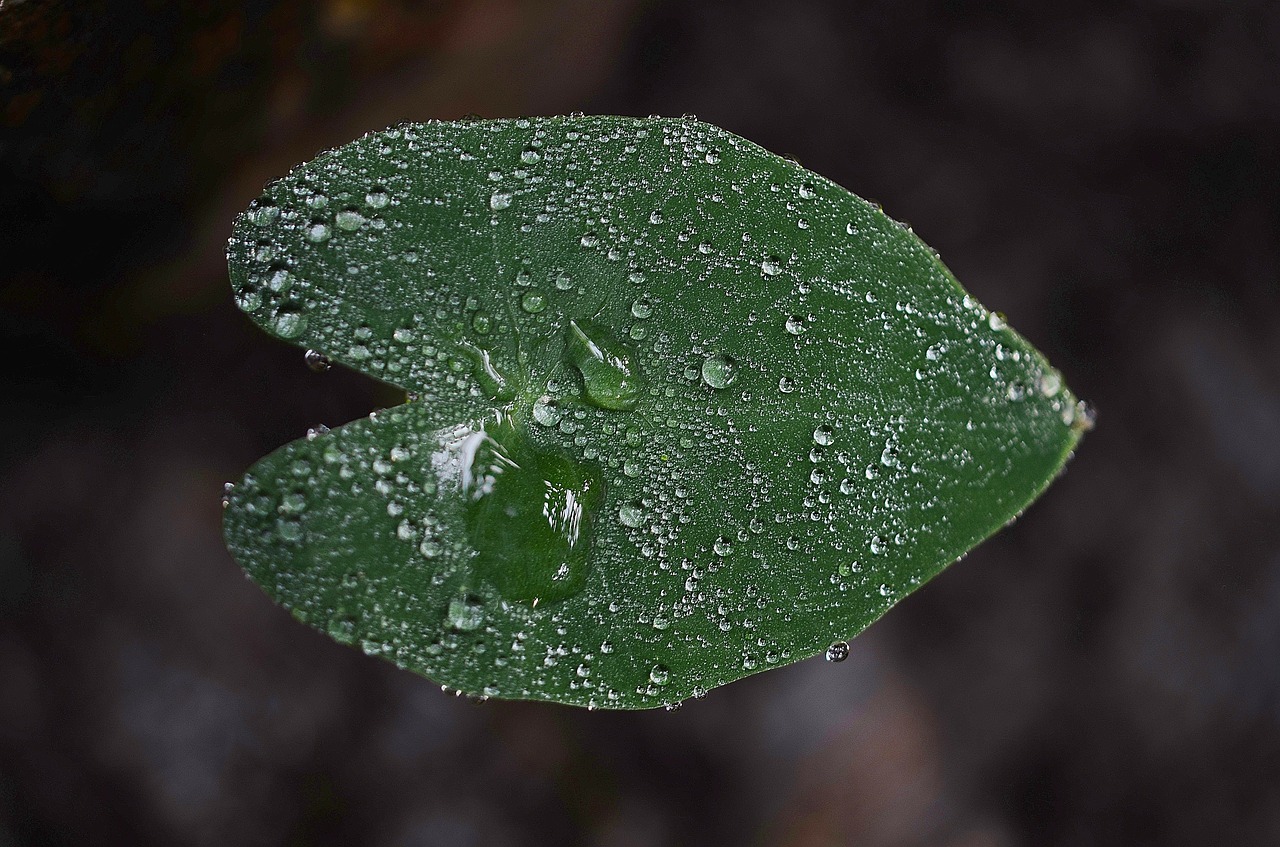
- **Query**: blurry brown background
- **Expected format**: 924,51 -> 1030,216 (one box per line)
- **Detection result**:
2,0 -> 1279,844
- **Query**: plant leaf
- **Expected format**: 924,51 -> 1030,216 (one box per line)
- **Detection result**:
224,116 -> 1087,709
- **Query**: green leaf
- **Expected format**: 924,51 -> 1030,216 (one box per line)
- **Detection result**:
224,116 -> 1088,709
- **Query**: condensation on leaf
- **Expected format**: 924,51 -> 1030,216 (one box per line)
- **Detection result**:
223,116 -> 1086,710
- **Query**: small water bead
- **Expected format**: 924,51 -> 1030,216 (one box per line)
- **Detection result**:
825,641 -> 850,662
809,467 -> 827,485
447,596 -> 485,631
520,290 -> 547,313
778,377 -> 796,394
649,664 -> 671,686
335,209 -> 365,230
277,517 -> 304,542
274,309 -> 307,338
580,232 -> 599,248
305,221 -> 331,242
839,478 -> 856,495
813,425 -> 835,446
1039,372 -> 1062,397
618,503 -> 644,528
490,192 -> 513,210
304,349 -> 331,372
520,147 -> 541,163
555,273 -> 573,291
631,298 -> 653,319
784,315 -> 807,335
798,183 -> 817,200
532,396 -> 562,427
988,312 -> 1007,331
761,256 -> 782,277
247,201 -> 280,226
712,537 -> 733,556
700,353 -> 738,389
365,188 -> 390,208
472,313 -> 492,334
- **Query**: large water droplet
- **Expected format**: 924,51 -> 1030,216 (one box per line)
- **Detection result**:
565,319 -> 643,411
825,641 -> 849,662
700,353 -> 738,389
459,416 -> 603,604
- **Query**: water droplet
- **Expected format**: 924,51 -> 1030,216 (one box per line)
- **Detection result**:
532,395 -> 562,427
520,290 -> 547,313
472,312 -> 492,334
461,416 -> 603,605
631,298 -> 653,319
1039,372 -> 1061,397
809,467 -> 827,485
304,349 -> 331,372
785,315 -> 807,335
580,232 -> 599,248
700,353 -> 738,389
761,256 -> 781,277
247,201 -> 280,226
274,309 -> 307,339
988,312 -> 1007,331
839,478 -> 856,495
555,273 -> 573,291
826,641 -> 850,662
277,516 -> 304,542
565,319 -> 643,411
335,209 -> 365,230
365,188 -> 390,209
712,537 -> 733,556
490,192 -> 512,210
649,664 -> 671,686
619,503 -> 644,528
778,376 -> 796,394
305,221 -> 331,243
813,425 -> 835,446
520,147 -> 541,164
447,595 -> 485,631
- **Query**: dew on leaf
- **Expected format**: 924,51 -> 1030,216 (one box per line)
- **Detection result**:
699,353 -> 737,389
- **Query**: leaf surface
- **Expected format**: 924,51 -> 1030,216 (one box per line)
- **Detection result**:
224,116 -> 1086,709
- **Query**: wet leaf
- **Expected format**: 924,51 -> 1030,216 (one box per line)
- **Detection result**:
223,116 -> 1088,709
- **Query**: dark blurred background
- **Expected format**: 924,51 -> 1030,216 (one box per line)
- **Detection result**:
2,0 -> 1278,844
